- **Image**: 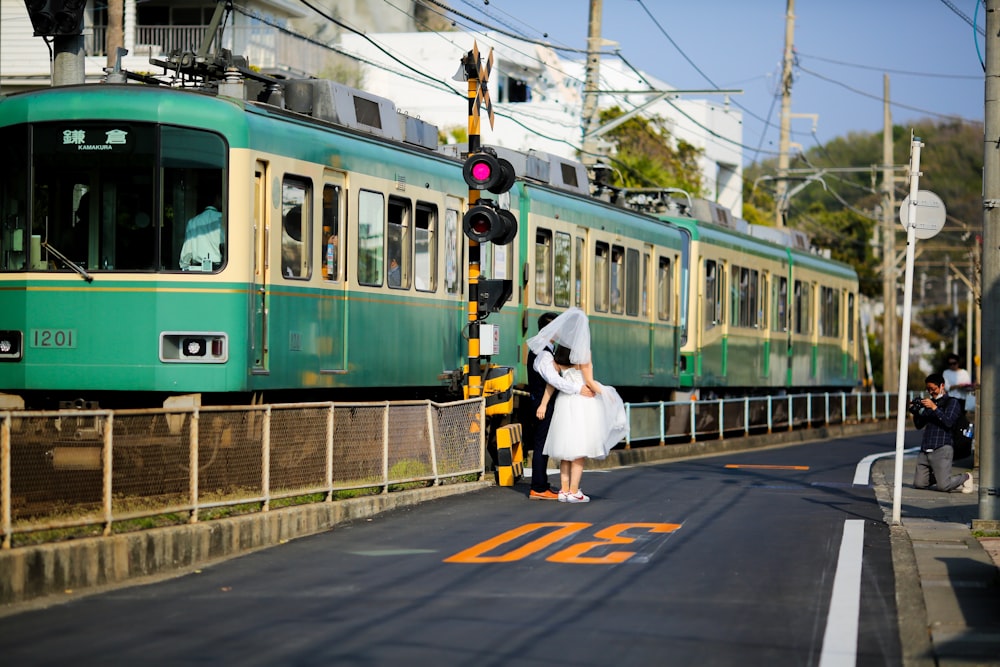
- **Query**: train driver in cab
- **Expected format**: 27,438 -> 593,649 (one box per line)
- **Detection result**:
179,193 -> 224,271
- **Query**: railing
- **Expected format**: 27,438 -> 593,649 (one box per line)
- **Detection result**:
0,399 -> 485,549
88,24 -> 335,77
624,391 -> 898,446
0,391 -> 897,549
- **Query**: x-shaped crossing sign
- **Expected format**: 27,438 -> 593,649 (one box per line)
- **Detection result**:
472,41 -> 495,130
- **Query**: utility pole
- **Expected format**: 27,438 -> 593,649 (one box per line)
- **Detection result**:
106,0 -> 124,69
580,0 -> 603,165
775,0 -> 795,227
979,0 -> 1000,522
881,74 -> 898,392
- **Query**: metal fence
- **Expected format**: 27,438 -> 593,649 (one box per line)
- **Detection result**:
625,391 -> 898,445
0,391 -> 898,549
1,399 -> 485,549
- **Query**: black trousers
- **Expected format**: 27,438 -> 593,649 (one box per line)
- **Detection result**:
531,398 -> 555,492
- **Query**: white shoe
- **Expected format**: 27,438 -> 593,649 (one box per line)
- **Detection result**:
960,473 -> 975,494
557,490 -> 570,502
565,490 -> 590,503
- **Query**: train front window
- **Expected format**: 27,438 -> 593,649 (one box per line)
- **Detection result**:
0,122 -> 227,274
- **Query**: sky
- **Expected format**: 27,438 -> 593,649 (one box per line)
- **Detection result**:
450,0 -> 986,163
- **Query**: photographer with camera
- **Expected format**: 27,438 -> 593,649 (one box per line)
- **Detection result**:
911,373 -> 974,493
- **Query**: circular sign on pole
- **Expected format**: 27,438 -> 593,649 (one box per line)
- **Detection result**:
899,190 -> 946,239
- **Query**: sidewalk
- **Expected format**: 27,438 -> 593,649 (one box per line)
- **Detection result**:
872,456 -> 1000,667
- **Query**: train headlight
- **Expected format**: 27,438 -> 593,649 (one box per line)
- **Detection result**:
183,338 -> 206,357
0,330 -> 23,361
160,332 -> 228,363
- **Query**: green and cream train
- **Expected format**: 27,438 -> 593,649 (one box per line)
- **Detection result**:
0,69 -> 860,410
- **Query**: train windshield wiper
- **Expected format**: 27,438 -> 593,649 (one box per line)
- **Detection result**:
41,241 -> 94,283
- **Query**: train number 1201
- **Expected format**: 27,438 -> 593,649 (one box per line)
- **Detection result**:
30,329 -> 77,349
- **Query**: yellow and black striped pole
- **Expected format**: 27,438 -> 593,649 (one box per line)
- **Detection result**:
464,45 -> 484,399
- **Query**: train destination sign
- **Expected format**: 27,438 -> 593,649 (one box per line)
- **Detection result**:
57,126 -> 132,152
898,189 -> 946,239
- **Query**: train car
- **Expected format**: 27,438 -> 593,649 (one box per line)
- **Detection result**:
0,59 -> 859,411
666,207 -> 860,396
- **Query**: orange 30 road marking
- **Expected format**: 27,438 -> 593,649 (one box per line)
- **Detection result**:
444,522 -> 681,564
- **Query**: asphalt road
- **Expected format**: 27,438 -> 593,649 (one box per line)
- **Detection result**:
0,432 -> 903,666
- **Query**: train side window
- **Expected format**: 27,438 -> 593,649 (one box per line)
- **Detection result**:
760,273 -> 770,331
0,127 -> 29,272
574,236 -> 585,308
625,248 -> 639,316
820,286 -> 840,337
281,177 -> 311,279
535,228 -> 552,305
358,189 -> 384,286
730,265 -> 742,326
444,206 -> 462,295
773,276 -> 788,332
554,231 -> 571,307
594,242 -> 609,312
611,245 -> 624,314
704,260 -> 718,329
322,184 -> 340,282
163,127 -> 226,273
847,293 -> 855,343
387,196 -> 410,289
415,202 -> 436,292
482,235 -> 512,281
731,267 -> 759,328
657,256 -> 672,322
794,280 -> 811,334
641,250 -> 650,317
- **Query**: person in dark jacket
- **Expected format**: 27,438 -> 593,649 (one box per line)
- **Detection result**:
912,372 -> 974,493
525,312 -> 593,499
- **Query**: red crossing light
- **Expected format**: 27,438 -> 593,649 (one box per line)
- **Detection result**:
463,150 -> 516,195
463,199 -> 517,245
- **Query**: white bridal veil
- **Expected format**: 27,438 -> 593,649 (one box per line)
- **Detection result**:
526,307 -> 592,365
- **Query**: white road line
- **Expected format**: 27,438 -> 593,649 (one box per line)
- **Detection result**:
818,519 -> 865,667
853,447 -> 918,486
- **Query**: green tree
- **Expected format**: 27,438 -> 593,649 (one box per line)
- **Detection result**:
596,107 -> 705,195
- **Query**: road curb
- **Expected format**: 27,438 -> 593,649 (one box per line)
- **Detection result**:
0,479 -> 492,612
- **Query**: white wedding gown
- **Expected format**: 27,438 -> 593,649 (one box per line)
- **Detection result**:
542,367 -> 629,461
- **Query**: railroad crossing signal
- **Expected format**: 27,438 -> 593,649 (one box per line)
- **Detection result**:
462,148 -> 517,246
23,0 -> 86,37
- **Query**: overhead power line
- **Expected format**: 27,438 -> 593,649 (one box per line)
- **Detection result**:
797,51 -> 982,80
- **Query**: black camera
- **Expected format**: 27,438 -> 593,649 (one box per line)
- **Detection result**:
908,398 -> 927,416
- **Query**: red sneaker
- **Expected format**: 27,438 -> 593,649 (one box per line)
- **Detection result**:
529,489 -> 560,500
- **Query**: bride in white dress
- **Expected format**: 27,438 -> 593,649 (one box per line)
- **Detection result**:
527,308 -> 628,503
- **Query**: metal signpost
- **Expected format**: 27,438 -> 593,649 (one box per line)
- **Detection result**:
891,137 -> 947,524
